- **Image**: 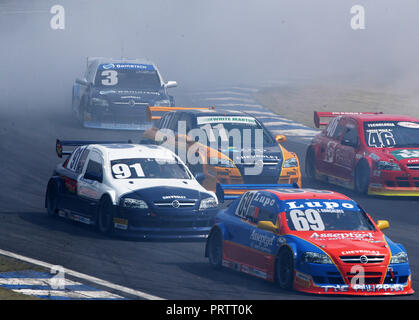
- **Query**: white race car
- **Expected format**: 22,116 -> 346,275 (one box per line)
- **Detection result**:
45,140 -> 218,238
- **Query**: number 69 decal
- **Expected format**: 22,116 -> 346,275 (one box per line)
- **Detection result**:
289,209 -> 325,231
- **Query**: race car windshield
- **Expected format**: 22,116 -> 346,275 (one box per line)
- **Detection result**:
110,158 -> 191,180
197,116 -> 276,148
95,69 -> 161,90
363,121 -> 419,148
285,206 -> 375,231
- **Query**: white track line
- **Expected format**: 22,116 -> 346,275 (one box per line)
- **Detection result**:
12,289 -> 123,299
0,248 -> 165,300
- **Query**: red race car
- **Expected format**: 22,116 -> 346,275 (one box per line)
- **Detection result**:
305,111 -> 419,196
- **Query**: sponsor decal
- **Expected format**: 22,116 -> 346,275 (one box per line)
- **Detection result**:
310,232 -> 375,241
285,200 -> 355,210
391,149 -> 419,160
397,122 -> 419,129
162,195 -> 187,200
196,116 -> 257,125
366,122 -> 395,127
320,284 -> 405,293
249,230 -> 275,252
99,63 -> 155,71
113,218 -> 128,230
253,193 -> 276,207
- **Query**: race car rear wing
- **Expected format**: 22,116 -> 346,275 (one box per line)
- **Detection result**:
146,106 -> 215,122
313,111 -> 383,128
56,139 -> 132,158
216,183 -> 299,202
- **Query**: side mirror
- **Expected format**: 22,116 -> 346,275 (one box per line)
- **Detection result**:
165,81 -> 178,88
84,171 -> 102,183
257,221 -> 278,233
376,220 -> 389,230
194,172 -> 206,183
275,134 -> 287,143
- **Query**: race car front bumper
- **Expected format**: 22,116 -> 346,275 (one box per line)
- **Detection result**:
113,206 -> 217,239
293,262 -> 414,296
368,171 -> 419,196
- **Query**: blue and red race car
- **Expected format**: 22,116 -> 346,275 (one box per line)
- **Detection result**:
205,184 -> 414,295
306,111 -> 419,196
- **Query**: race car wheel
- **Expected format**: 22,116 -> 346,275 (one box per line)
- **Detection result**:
207,229 -> 223,269
355,161 -> 370,194
97,197 -> 114,235
276,248 -> 294,290
305,147 -> 316,179
46,183 -> 58,218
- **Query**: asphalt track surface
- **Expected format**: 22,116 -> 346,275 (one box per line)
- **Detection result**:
0,88 -> 418,300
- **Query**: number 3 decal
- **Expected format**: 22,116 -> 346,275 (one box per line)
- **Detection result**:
101,70 -> 118,86
289,209 -> 325,231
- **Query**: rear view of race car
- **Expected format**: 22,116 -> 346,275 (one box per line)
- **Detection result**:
72,57 -> 177,130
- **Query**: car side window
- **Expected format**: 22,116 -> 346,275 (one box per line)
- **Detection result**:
84,160 -> 103,182
67,146 -> 86,172
256,208 -> 278,224
341,121 -> 358,147
75,149 -> 90,173
325,117 -> 344,140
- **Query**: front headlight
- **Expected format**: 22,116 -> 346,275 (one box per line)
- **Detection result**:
199,197 -> 218,211
121,198 -> 149,209
283,157 -> 298,168
91,97 -> 109,107
154,99 -> 171,106
302,252 -> 333,264
376,161 -> 401,171
390,252 -> 408,264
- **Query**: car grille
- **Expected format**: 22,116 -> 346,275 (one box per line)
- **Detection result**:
407,164 -> 419,170
153,200 -> 196,208
340,255 -> 385,264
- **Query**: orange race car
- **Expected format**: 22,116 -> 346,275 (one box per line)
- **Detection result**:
143,107 -> 301,192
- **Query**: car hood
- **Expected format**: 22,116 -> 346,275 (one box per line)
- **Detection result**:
94,88 -> 165,104
114,178 -> 213,200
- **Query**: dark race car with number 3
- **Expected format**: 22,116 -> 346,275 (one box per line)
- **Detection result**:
305,111 -> 419,196
205,184 -> 414,295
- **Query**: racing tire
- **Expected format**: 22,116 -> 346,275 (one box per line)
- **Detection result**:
46,183 -> 58,218
354,161 -> 370,195
97,197 -> 115,235
305,147 -> 316,179
276,248 -> 294,290
207,229 -> 223,269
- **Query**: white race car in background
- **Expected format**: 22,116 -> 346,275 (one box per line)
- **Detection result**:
46,140 -> 218,238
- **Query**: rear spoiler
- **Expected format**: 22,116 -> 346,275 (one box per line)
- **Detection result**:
146,106 -> 215,122
314,111 -> 383,128
56,139 -> 132,158
216,183 -> 299,203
